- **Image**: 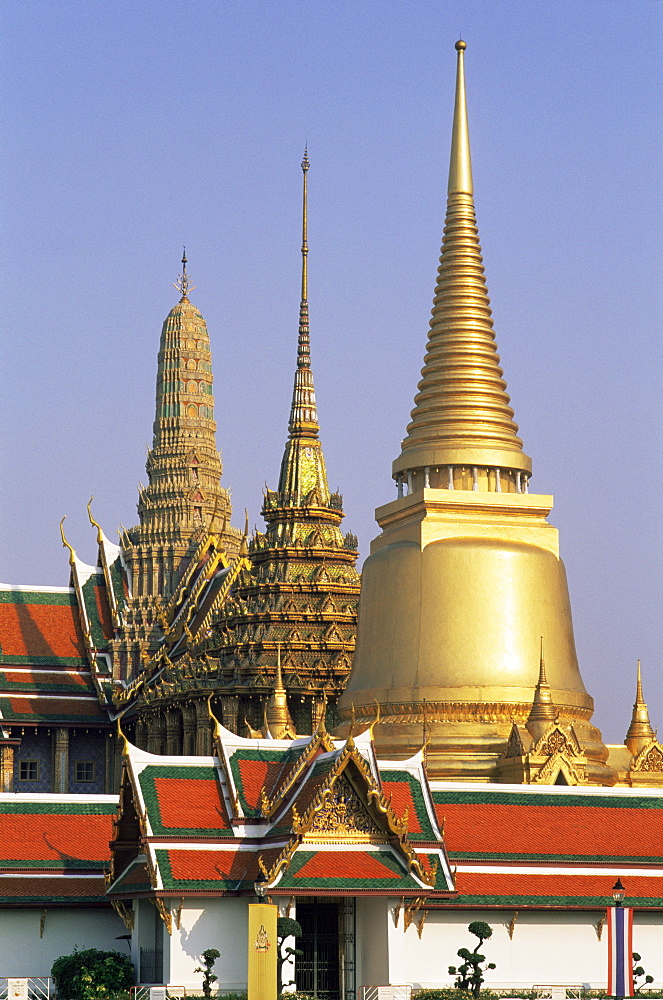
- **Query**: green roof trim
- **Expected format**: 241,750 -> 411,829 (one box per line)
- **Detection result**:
0,801 -> 116,816
1,858 -> 108,871
81,576 -> 110,649
0,590 -> 75,606
0,655 -> 88,667
448,850 -> 663,864
448,893 -> 663,909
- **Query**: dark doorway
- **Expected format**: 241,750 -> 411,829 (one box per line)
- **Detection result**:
296,901 -> 340,999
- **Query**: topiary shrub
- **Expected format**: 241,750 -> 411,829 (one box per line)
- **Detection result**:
51,947 -> 134,999
194,948 -> 221,998
448,921 -> 496,997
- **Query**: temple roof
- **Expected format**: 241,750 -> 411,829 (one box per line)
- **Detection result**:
431,783 -> 663,865
0,585 -> 111,726
430,781 -> 663,909
0,793 -> 118,905
107,728 -> 454,899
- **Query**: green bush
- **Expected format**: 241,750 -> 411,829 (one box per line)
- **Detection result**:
51,947 -> 134,999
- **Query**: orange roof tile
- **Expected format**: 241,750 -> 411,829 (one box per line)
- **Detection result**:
436,800 -> 663,862
294,851 -> 401,881
454,869 -> 663,905
0,810 -> 114,866
153,776 -> 229,832
0,599 -> 84,660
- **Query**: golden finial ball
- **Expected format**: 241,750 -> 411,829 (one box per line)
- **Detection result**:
455,39 -> 466,51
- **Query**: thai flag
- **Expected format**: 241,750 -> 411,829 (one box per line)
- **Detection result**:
607,906 -> 634,997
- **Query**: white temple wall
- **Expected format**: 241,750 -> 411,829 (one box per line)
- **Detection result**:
0,906 -> 127,981
355,895 -> 391,986
373,905 -> 663,989
165,897 -> 248,991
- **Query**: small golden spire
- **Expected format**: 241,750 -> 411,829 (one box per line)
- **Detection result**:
174,246 -> 195,302
264,644 -> 296,739
526,637 -> 557,739
277,151 -> 330,501
625,660 -> 655,756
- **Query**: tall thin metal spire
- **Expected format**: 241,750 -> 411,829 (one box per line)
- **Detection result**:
286,148 -> 318,439
301,147 -> 309,302
277,149 -> 329,500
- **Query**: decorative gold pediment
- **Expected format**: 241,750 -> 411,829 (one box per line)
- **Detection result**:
531,750 -> 585,786
534,723 -> 581,758
632,740 -> 663,773
305,774 -> 382,842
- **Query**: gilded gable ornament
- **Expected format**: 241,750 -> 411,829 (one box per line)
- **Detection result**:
307,775 -> 380,840
633,741 -> 663,773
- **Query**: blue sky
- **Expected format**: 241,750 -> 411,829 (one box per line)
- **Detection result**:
1,0 -> 661,743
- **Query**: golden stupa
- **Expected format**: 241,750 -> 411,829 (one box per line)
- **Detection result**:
338,41 -> 615,784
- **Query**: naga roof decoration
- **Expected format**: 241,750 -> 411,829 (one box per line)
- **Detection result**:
106,724 -> 454,904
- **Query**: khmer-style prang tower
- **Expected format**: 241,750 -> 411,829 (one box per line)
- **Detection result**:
209,151 -> 361,736
338,41 -> 617,785
115,256 -> 241,681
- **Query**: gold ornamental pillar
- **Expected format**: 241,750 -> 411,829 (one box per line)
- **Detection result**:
247,903 -> 278,1000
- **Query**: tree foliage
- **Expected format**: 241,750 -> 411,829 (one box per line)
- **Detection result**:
51,947 -> 134,1000
448,921 -> 496,997
277,916 -> 303,988
633,951 -> 654,994
194,948 -> 221,999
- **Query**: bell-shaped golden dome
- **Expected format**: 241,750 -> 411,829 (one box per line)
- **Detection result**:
338,42 -> 614,785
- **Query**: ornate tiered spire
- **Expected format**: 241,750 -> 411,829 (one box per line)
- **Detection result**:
121,254 -> 238,601
625,660 -> 656,755
278,150 -> 330,502
393,40 -> 532,494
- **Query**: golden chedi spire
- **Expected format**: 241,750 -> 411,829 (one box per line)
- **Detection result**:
338,41 -> 614,785
393,39 -> 530,494
624,660 -> 656,756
